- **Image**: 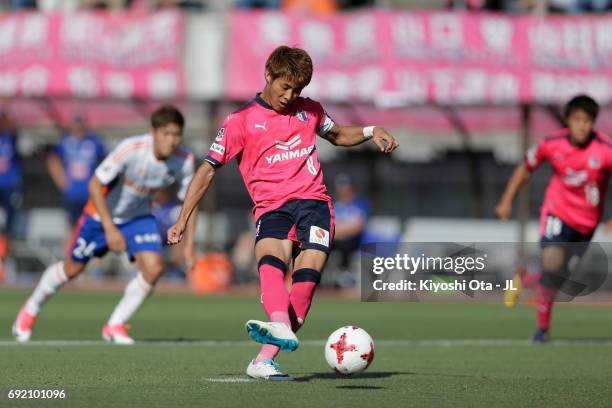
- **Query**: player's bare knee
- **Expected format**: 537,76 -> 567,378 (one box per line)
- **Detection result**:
255,238 -> 292,266
294,249 -> 327,272
141,262 -> 163,285
63,258 -> 86,279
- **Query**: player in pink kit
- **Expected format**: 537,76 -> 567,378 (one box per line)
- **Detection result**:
13,106 -> 196,344
496,95 -> 612,343
168,46 -> 398,379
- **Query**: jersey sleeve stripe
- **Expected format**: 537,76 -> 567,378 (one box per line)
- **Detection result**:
204,156 -> 222,168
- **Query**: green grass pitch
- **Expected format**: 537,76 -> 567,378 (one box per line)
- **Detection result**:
1,288 -> 612,407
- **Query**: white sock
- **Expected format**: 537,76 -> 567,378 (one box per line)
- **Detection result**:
25,262 -> 68,316
107,272 -> 153,326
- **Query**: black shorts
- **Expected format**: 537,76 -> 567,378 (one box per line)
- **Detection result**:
255,199 -> 335,254
541,214 -> 592,248
540,214 -> 593,289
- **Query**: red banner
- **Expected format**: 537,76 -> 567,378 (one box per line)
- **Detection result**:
0,11 -> 185,99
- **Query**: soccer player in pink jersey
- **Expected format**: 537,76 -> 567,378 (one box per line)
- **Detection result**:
496,95 -> 612,343
13,106 -> 197,344
167,46 -> 399,380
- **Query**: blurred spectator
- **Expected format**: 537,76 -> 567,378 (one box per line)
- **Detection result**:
80,0 -> 126,10
548,0 -> 611,12
282,0 -> 337,14
47,114 -> 106,228
156,0 -> 205,11
451,0 -> 611,12
332,173 -> 370,287
448,0 -> 485,9
235,0 -> 280,9
448,0 -> 554,13
0,109 -> 22,279
8,0 -> 37,9
336,0 -> 373,9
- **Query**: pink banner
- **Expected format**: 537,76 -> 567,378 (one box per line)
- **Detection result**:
227,10 -> 612,105
0,11 -> 185,99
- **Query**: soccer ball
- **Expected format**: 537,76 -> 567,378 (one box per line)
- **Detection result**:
324,326 -> 375,375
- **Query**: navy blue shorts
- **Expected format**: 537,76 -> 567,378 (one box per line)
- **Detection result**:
70,214 -> 162,263
540,214 -> 592,289
541,214 -> 592,247
255,199 -> 335,254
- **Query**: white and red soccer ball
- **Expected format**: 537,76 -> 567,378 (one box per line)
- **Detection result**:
324,326 -> 375,375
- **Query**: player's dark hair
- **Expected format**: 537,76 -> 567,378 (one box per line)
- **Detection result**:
564,95 -> 599,121
265,46 -> 313,89
151,105 -> 185,129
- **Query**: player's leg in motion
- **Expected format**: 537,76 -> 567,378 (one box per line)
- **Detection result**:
533,245 -> 566,343
288,249 -> 325,333
247,238 -> 296,351
13,214 -> 95,342
245,238 -> 299,380
102,251 -> 162,345
13,257 -> 87,342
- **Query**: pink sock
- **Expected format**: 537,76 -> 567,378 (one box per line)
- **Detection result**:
537,285 -> 556,330
522,271 -> 541,288
255,256 -> 291,363
288,268 -> 320,333
259,260 -> 290,319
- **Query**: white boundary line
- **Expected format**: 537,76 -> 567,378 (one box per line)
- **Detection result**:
2,339 -> 612,347
204,378 -> 255,383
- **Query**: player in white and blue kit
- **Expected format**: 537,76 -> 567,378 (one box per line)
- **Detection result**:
13,106 -> 196,344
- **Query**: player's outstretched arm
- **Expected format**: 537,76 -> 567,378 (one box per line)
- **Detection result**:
495,164 -> 532,221
320,125 -> 399,153
167,161 -> 216,245
89,176 -> 126,252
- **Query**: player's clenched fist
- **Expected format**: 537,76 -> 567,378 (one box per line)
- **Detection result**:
494,200 -> 512,221
167,222 -> 185,245
105,226 -> 126,252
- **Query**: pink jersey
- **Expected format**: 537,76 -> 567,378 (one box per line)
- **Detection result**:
525,129 -> 612,235
205,95 -> 336,221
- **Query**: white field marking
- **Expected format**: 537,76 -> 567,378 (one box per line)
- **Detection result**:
2,339 -> 612,347
205,378 -> 255,383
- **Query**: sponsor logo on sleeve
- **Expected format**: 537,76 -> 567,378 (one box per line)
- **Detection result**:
210,143 -> 225,155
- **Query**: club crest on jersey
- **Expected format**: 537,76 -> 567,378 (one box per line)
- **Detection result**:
296,110 -> 308,123
215,128 -> 225,142
589,156 -> 600,169
309,226 -> 329,247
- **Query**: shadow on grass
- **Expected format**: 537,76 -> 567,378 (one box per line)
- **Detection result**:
295,371 -> 411,382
